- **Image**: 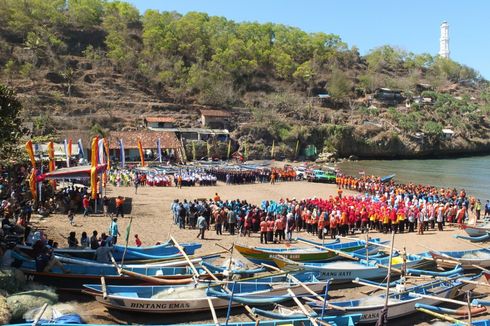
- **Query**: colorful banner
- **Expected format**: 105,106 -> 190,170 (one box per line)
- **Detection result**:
119,139 -> 125,167
137,139 -> 145,167
192,141 -> 196,161
157,138 -> 162,163
25,140 -> 36,168
206,141 -> 211,158
97,138 -> 105,165
244,142 -> 248,160
90,136 -> 99,200
271,140 -> 275,158
295,139 -> 300,157
103,139 -> 110,170
78,139 -> 85,159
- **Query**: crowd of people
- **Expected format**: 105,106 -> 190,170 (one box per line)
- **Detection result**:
172,177 -> 490,242
206,167 -> 299,185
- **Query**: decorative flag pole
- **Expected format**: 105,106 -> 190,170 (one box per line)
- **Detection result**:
25,141 -> 37,201
90,136 -> 99,212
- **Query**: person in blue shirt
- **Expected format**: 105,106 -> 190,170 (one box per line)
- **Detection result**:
109,218 -> 120,244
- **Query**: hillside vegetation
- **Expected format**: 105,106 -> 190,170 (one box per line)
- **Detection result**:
1,0 -> 489,159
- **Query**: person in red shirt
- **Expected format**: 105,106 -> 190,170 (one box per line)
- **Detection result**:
267,217 -> 274,243
274,217 -> 284,242
134,234 -> 142,247
82,195 -> 90,217
259,217 -> 268,244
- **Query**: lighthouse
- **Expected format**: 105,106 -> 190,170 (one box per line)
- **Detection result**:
439,21 -> 450,59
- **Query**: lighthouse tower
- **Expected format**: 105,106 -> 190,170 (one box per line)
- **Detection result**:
439,21 -> 450,59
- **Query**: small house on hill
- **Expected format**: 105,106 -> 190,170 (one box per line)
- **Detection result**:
144,116 -> 176,129
200,109 -> 231,129
373,88 -> 405,106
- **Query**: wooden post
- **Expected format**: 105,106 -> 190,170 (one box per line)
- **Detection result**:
467,290 -> 473,324
101,276 -> 107,300
383,232 -> 396,311
207,298 -> 220,326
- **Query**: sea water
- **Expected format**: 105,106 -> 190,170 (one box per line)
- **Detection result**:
338,155 -> 490,200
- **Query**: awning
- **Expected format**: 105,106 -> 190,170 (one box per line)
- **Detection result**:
39,164 -> 107,181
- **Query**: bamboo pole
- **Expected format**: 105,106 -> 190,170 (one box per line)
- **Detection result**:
170,236 -> 200,277
101,276 -> 107,299
416,306 -> 469,325
409,293 -> 478,306
460,279 -> 490,288
338,235 -> 396,251
32,303 -> 49,326
207,298 -> 220,326
287,288 -> 320,326
353,279 -> 389,290
297,239 -> 359,261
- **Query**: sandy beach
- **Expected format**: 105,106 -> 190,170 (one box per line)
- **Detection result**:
29,181 -> 489,325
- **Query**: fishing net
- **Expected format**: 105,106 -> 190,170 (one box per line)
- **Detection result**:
0,268 -> 26,294
151,286 -> 207,299
23,303 -> 79,321
0,294 -> 11,325
6,289 -> 58,320
461,251 -> 490,259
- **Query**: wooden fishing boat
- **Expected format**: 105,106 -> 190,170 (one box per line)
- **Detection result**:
462,223 -> 490,237
234,238 -> 384,265
83,272 -> 326,314
11,252 -> 215,291
415,302 -> 486,317
273,253 -> 434,283
17,241 -> 201,261
306,274 -> 479,323
8,314 -> 362,326
424,247 -> 490,269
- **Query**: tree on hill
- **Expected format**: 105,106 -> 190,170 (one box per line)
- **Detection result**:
0,85 -> 26,160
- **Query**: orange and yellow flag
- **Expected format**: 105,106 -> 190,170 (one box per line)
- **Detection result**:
137,139 -> 145,167
25,140 -> 36,168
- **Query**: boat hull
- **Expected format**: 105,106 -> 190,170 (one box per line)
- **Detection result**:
90,282 -> 326,314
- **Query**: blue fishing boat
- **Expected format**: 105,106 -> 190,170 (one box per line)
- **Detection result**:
11,251 -> 213,291
380,173 -> 396,183
83,272 -> 326,314
306,274 -> 479,323
17,241 -> 201,261
273,253 -> 435,283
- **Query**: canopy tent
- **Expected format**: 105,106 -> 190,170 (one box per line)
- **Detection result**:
39,164 -> 107,181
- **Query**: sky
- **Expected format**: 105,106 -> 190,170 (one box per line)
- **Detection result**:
126,0 -> 489,79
